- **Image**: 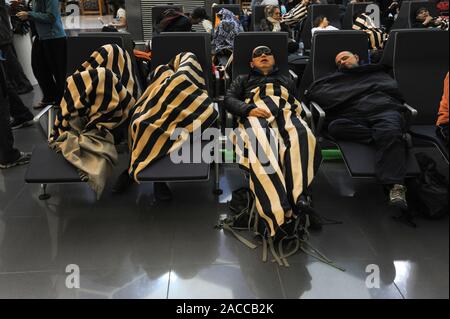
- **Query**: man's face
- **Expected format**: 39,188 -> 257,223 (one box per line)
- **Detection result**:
251,46 -> 276,74
416,9 -> 430,22
335,51 -> 359,70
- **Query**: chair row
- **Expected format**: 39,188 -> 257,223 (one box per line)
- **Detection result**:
24,29 -> 448,200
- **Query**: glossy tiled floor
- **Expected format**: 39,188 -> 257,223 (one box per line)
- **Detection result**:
0,88 -> 448,299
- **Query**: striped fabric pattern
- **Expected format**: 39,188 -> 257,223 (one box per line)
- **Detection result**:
52,44 -> 138,138
128,52 -> 218,181
282,2 -> 308,26
232,83 -> 321,236
49,44 -> 138,197
353,13 -> 387,50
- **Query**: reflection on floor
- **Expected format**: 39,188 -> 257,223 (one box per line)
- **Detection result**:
0,87 -> 448,299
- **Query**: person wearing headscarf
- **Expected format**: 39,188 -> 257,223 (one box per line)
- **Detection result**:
212,8 -> 243,66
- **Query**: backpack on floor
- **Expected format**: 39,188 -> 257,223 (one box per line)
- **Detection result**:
216,187 -> 344,270
407,153 -> 449,219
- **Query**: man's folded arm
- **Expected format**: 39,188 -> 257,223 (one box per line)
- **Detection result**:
224,75 -> 256,117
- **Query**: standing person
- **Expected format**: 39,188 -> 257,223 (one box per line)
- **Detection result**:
0,50 -> 31,169
16,0 -> 67,109
0,0 -> 33,94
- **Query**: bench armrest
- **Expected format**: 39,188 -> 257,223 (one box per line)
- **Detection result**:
309,101 -> 326,134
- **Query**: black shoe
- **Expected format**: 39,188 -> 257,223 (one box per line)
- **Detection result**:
10,117 -> 34,130
0,152 -> 31,169
297,197 -> 323,231
154,182 -> 172,201
112,170 -> 134,194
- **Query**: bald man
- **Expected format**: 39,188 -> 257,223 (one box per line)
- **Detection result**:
306,51 -> 410,210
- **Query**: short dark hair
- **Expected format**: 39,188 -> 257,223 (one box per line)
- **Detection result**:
415,7 -> 429,16
313,15 -> 325,28
191,7 -> 209,20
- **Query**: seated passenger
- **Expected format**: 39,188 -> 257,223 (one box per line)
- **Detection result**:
311,15 -> 339,35
305,51 -> 411,209
190,7 -> 213,33
352,12 -> 387,51
114,52 -> 218,201
101,0 -> 127,32
260,5 -> 299,53
155,8 -> 192,33
437,72 -> 449,144
49,44 -> 138,198
260,5 -> 290,32
282,0 -> 310,26
412,7 -> 449,30
212,8 -> 243,66
224,45 -> 322,233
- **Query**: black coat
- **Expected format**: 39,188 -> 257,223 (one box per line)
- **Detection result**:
305,64 -> 406,120
0,4 -> 12,47
225,67 -> 295,117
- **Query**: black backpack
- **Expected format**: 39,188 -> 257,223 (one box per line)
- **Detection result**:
407,152 -> 449,220
216,187 -> 345,270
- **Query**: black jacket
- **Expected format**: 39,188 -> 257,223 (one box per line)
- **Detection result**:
0,4 -> 12,47
224,67 -> 295,117
305,64 -> 406,120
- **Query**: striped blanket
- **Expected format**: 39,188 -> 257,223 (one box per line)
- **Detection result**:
353,13 -> 387,50
128,52 -> 218,181
282,2 -> 308,26
49,44 -> 138,197
232,83 -> 321,236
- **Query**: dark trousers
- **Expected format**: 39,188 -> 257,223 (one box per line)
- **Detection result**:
31,37 -> 67,104
0,44 -> 32,94
0,63 -> 20,164
328,110 -> 407,185
7,85 -> 33,121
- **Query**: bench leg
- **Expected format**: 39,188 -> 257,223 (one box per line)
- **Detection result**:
213,161 -> 223,195
39,184 -> 51,200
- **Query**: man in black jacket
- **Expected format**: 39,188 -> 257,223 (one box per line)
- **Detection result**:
225,46 -> 296,118
306,50 -> 409,209
225,46 -> 322,232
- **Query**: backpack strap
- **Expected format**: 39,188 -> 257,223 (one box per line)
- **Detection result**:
268,236 -> 283,266
222,223 -> 258,249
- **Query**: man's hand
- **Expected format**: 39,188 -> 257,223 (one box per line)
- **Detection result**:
248,108 -> 271,118
424,16 -> 433,25
16,11 -> 29,21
